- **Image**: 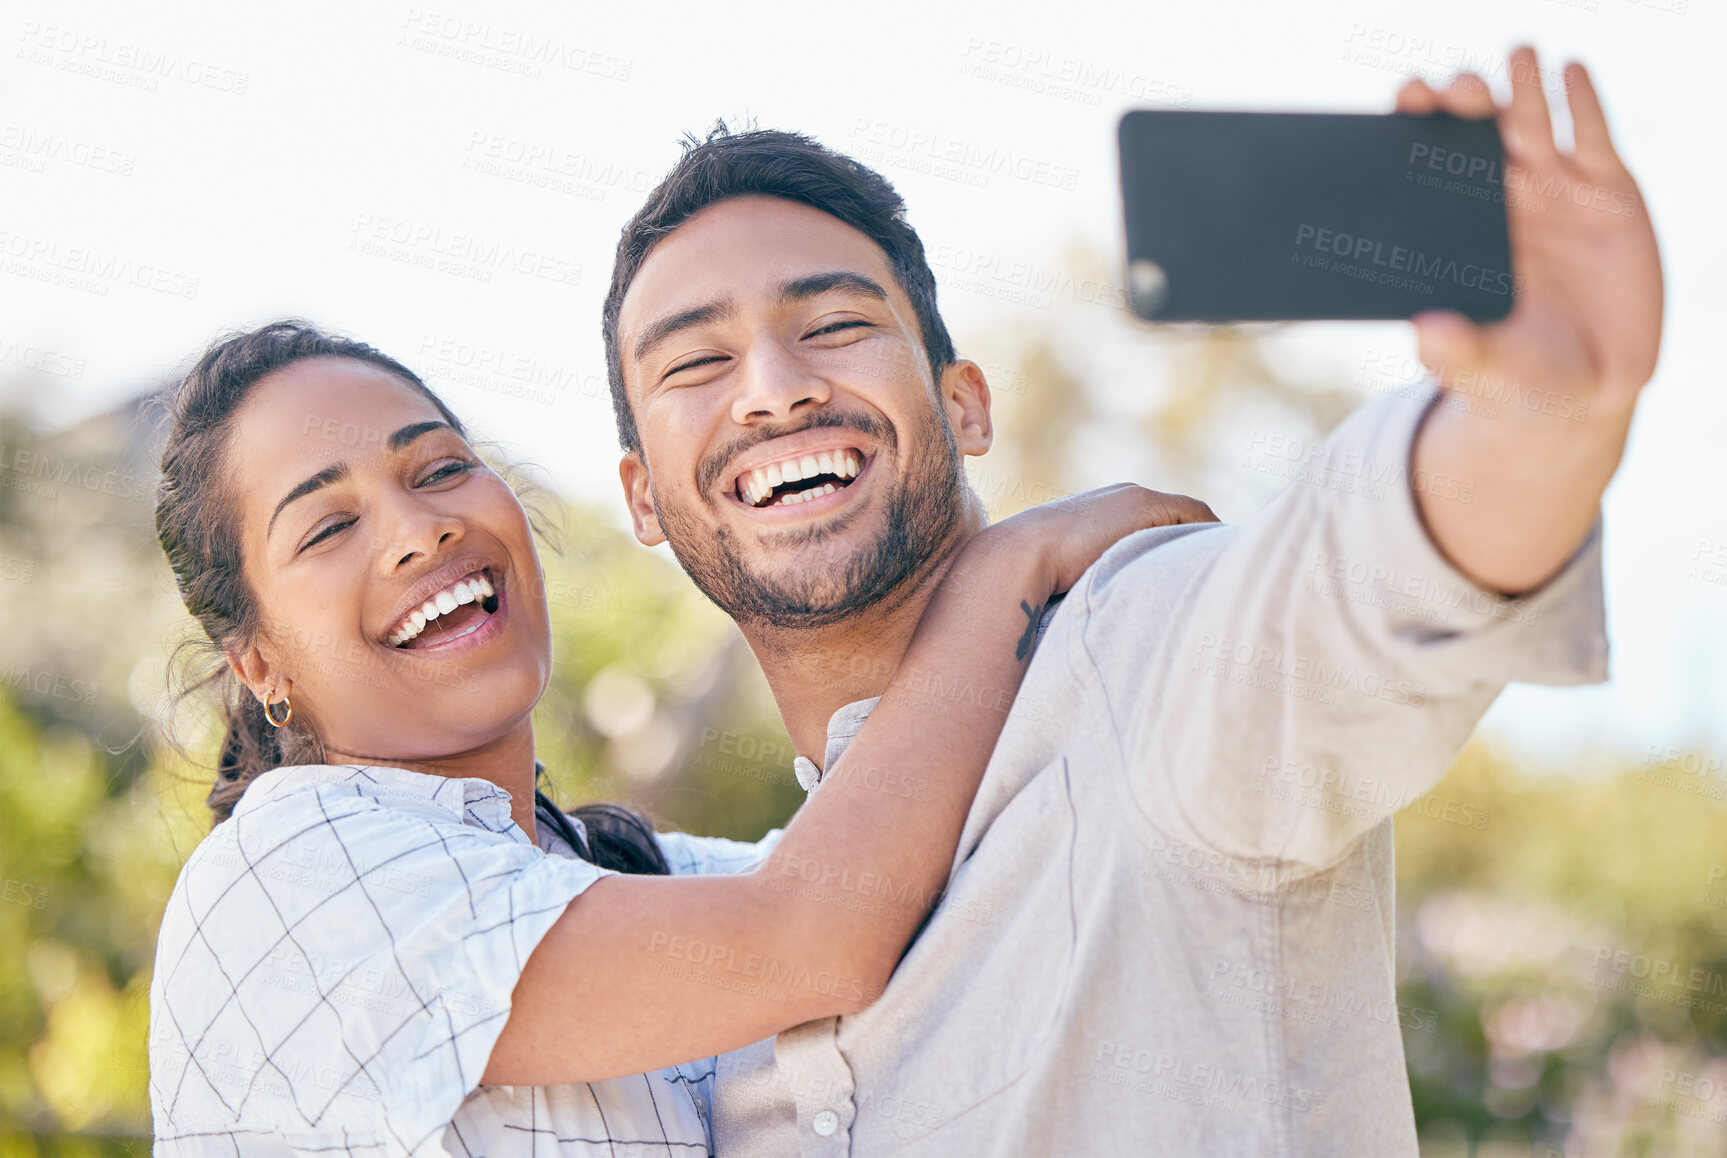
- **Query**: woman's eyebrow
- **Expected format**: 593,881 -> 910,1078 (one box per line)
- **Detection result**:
268,462 -> 349,537
266,421 -> 457,538
389,420 -> 453,450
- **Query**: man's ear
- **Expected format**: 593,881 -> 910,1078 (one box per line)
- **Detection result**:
618,452 -> 667,547
939,359 -> 994,457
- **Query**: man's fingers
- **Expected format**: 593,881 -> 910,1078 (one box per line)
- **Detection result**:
1156,492 -> 1220,525
1564,61 -> 1620,169
1503,45 -> 1559,164
1180,498 -> 1219,524
1414,310 -> 1492,391
1441,72 -> 1497,120
1395,77 -> 1441,115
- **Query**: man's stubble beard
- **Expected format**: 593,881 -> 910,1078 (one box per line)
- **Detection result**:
652,407 -> 968,631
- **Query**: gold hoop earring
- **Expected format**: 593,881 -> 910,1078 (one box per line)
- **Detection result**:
263,697 -> 293,728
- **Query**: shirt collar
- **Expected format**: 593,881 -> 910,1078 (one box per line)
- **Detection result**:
234,763 -> 522,838
792,696 -> 880,791
791,593 -> 1067,792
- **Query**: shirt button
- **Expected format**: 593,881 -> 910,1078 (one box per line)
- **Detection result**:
692,1093 -> 708,1116
812,1109 -> 839,1137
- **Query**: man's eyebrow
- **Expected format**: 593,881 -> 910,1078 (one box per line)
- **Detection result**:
389,420 -> 452,450
630,274 -> 887,369
268,463 -> 350,538
777,271 -> 890,305
633,300 -> 736,365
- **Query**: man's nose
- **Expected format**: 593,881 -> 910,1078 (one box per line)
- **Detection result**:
730,338 -> 832,426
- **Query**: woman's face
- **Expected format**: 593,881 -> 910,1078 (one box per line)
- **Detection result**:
223,356 -> 552,765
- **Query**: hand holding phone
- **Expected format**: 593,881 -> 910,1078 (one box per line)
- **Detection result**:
1117,49 -> 1662,603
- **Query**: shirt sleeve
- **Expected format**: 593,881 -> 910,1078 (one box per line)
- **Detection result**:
656,828 -> 784,875
1071,386 -> 1608,876
149,781 -> 609,1155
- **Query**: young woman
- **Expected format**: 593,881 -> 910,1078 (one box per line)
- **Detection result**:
146,321 -> 1209,1156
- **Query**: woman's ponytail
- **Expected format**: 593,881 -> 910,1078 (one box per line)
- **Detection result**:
209,696 -> 286,824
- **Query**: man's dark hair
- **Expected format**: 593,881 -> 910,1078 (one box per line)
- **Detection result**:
601,126 -> 957,454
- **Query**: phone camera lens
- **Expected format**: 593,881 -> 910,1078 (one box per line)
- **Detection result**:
1129,259 -> 1169,317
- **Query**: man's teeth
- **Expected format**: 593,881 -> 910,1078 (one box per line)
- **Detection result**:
389,573 -> 494,646
738,448 -> 862,506
774,482 -> 840,506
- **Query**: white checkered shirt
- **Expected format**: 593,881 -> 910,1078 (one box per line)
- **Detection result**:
149,763 -> 774,1157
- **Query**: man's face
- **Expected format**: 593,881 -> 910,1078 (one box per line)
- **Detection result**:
615,196 -> 992,629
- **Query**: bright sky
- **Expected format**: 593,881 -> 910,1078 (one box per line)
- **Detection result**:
3,0 -> 1722,762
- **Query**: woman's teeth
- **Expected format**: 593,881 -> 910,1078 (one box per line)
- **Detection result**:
389,573 -> 494,647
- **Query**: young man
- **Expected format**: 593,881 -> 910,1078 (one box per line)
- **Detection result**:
602,48 -> 1659,1155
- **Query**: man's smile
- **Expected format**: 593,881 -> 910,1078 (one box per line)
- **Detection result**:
737,447 -> 864,507
722,430 -> 879,519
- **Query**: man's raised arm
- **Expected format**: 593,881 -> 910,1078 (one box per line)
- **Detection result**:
1067,47 -> 1657,877
1401,47 -> 1661,595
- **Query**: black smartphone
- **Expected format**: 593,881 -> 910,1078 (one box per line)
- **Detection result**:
1118,110 -> 1515,323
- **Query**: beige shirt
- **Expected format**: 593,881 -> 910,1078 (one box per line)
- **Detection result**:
711,387 -> 1608,1157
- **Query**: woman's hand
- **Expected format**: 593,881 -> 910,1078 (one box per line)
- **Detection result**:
982,485 -> 1218,596
484,485 -> 1219,1088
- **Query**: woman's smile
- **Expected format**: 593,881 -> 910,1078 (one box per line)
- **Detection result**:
215,354 -> 555,765
382,560 -> 506,650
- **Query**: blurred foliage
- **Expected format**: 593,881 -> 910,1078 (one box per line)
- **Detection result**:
0,394 -> 802,1143
1396,746 -> 1727,1157
2,273 -> 1723,1157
